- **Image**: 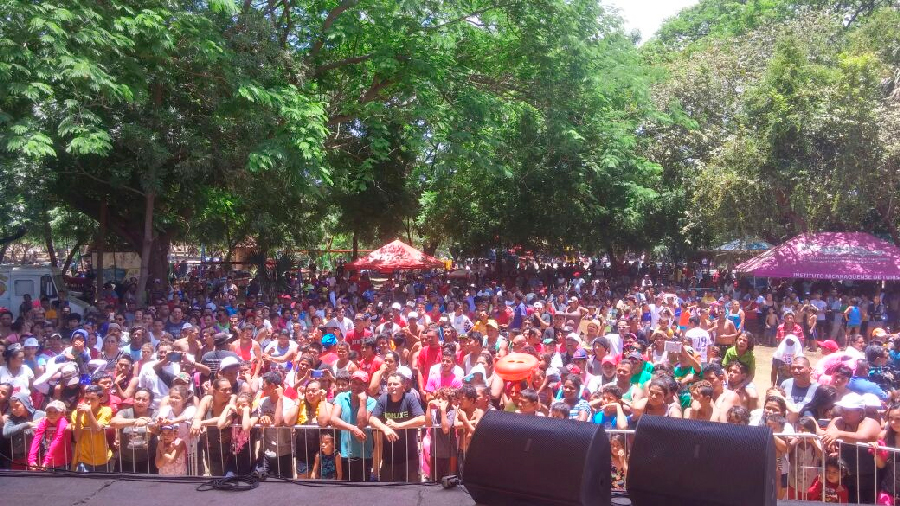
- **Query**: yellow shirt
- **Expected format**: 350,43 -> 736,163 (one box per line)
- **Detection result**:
45,308 -> 58,321
71,406 -> 113,466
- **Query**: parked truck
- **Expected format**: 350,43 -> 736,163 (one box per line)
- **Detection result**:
0,265 -> 92,318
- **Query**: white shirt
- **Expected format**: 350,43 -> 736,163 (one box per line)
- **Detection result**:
451,313 -> 472,335
138,360 -> 180,410
684,327 -> 712,363
603,333 -> 623,359
0,365 -> 34,396
811,300 -> 827,321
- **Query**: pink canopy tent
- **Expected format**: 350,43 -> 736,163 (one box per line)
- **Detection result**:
735,232 -> 900,280
347,239 -> 445,272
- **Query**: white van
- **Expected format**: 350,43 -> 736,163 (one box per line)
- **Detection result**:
0,265 -> 92,318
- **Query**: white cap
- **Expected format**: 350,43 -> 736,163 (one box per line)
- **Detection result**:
24,337 -> 40,347
566,333 -> 581,342
407,312 -> 418,320
861,393 -> 884,408
396,366 -> 413,381
391,302 -> 402,310
219,356 -> 241,370
835,392 -> 865,410
533,302 -> 544,309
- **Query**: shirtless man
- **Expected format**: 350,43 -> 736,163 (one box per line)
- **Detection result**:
702,363 -> 741,422
684,380 -> 716,421
173,323 -> 202,360
725,361 -> 759,411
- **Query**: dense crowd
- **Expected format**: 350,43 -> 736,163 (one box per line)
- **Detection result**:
2,259 -> 900,503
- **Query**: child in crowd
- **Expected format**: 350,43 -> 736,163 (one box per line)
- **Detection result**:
589,384 -> 628,429
429,386 -> 459,481
218,391 -> 258,476
27,399 -> 70,470
766,414 -> 790,499
684,380 -> 715,421
310,432 -> 341,480
807,456 -> 850,503
788,417 -> 823,500
873,402 -> 900,505
516,388 -> 544,416
609,434 -> 628,490
549,402 -> 570,419
155,424 -> 187,475
726,405 -> 750,425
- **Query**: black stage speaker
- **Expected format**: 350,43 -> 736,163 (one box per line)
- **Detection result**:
463,410 -> 611,506
626,416 -> 776,506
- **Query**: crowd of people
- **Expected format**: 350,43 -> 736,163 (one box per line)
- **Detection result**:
1,258 -> 900,503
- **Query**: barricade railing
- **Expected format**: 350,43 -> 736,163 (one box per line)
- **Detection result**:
4,423 -> 900,502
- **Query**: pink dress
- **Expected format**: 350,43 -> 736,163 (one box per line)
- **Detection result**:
158,441 -> 187,475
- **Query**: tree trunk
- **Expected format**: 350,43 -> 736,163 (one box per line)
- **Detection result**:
406,217 -> 413,245
147,235 -> 171,297
423,240 -> 439,256
62,240 -> 84,275
137,191 -> 155,307
96,201 -> 107,305
42,214 -> 58,268
352,228 -> 359,260
0,226 -> 27,263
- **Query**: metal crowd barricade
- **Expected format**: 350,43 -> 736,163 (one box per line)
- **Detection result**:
14,421 -> 900,503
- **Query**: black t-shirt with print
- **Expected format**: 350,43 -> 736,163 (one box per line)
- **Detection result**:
372,392 -> 424,463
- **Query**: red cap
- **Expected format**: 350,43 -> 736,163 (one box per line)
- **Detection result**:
817,340 -> 839,353
351,371 -> 369,383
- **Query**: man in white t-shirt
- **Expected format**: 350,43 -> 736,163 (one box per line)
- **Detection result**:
810,292 -> 827,334
451,304 -> 473,336
138,342 -> 180,410
684,315 -> 712,365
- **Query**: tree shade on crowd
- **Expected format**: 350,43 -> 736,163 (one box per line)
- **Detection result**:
346,239 -> 445,272
735,232 -> 900,280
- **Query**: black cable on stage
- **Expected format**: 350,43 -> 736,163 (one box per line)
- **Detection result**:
195,474 -> 260,492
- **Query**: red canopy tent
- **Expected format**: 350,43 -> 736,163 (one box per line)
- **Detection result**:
347,239 -> 445,272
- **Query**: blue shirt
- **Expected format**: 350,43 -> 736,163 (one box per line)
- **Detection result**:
847,307 -> 862,327
334,391 -> 376,459
592,409 -> 628,429
848,376 -> 889,400
889,349 -> 900,369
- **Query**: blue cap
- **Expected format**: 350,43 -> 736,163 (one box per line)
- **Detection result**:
321,333 -> 337,347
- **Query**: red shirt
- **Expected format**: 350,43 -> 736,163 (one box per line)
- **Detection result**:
777,323 -> 805,342
345,328 -> 372,353
806,476 -> 848,503
495,307 -> 512,326
417,345 -> 442,378
359,354 -> 384,377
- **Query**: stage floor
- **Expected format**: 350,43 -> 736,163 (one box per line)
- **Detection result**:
0,472 -> 871,505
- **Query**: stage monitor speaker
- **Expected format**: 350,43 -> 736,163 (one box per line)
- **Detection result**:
626,416 -> 776,506
463,410 -> 611,506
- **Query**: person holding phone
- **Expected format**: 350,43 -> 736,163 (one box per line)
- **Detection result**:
138,342 -> 180,410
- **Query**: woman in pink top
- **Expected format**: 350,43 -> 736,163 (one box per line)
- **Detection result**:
28,400 -> 71,470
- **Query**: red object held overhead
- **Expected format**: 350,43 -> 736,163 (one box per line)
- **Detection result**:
347,239 -> 445,272
494,353 -> 539,381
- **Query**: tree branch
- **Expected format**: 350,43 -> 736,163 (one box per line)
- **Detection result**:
424,2 -> 508,31
314,53 -> 374,76
58,171 -> 145,196
307,0 -> 360,62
